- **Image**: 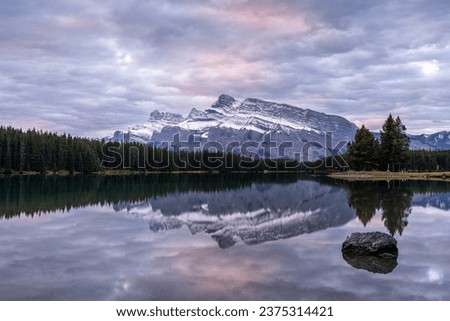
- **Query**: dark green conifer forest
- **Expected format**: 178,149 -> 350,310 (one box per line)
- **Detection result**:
347,114 -> 450,172
0,126 -> 300,174
1,122 -> 450,175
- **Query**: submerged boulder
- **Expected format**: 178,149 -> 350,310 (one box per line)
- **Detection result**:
341,232 -> 398,274
342,232 -> 398,257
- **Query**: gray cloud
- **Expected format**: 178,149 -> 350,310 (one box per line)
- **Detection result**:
0,0 -> 449,136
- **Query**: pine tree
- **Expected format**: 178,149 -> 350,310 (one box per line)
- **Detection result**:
4,138 -> 12,174
379,114 -> 410,171
19,136 -> 26,173
347,125 -> 378,170
393,116 -> 410,170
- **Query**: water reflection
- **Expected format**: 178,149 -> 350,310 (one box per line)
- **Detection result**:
342,252 -> 398,274
346,181 -> 413,235
0,174 -> 300,218
1,175 -> 450,300
115,179 -> 354,248
1,175 -> 450,244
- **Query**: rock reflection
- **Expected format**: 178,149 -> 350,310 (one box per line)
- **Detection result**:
342,252 -> 398,274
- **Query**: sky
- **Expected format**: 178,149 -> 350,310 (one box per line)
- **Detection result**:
0,0 -> 449,137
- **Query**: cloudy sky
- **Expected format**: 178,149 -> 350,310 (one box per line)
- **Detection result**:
1,0 -> 449,137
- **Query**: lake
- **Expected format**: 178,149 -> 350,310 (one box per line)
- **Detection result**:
0,173 -> 449,300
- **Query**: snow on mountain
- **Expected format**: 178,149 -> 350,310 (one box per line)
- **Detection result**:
409,131 -> 450,150
106,94 -> 449,158
373,131 -> 450,151
107,94 -> 358,160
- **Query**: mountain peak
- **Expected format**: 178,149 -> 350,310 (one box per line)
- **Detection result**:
149,110 -> 163,120
148,110 -> 183,122
211,94 -> 238,109
108,95 -> 449,156
188,107 -> 203,119
108,95 -> 360,159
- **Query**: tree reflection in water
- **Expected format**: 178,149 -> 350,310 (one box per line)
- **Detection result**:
346,180 -> 413,235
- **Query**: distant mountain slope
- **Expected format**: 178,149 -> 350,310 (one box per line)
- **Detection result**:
106,94 -> 449,159
373,131 -> 450,150
107,94 -> 358,160
409,131 -> 450,150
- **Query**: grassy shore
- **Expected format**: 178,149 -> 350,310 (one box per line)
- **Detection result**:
329,171 -> 450,181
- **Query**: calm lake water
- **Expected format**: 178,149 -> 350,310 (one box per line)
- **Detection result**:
0,173 -> 449,300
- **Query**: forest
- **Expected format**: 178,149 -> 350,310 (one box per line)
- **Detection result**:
0,126 -> 300,174
346,114 -> 450,172
1,124 -> 450,174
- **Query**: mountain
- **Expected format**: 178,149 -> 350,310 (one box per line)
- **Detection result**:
373,131 -> 450,150
107,94 -> 358,160
113,179 -> 355,248
107,94 -> 450,159
408,131 -> 450,150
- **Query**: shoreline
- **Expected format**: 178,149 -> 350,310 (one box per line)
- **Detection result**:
0,169 -> 305,177
329,171 -> 450,181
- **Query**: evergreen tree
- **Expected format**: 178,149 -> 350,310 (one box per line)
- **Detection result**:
379,114 -> 410,171
347,125 -> 378,170
4,138 -> 12,174
19,136 -> 26,173
393,116 -> 410,169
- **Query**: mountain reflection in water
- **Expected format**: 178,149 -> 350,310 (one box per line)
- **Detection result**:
114,179 -> 353,248
2,174 -> 450,248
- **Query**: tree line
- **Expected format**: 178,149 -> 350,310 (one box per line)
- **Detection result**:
346,114 -> 450,172
0,126 -> 101,174
1,122 -> 449,174
347,114 -> 410,171
0,126 -> 302,174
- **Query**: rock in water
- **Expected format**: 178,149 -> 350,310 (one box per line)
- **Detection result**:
341,232 -> 398,274
342,232 -> 398,257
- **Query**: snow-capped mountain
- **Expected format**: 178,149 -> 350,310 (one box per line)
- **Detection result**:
107,94 -> 450,158
107,94 -> 358,160
408,131 -> 450,150
373,131 -> 450,150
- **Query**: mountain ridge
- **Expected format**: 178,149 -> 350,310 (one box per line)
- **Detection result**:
108,94 -> 358,160
107,94 -> 450,158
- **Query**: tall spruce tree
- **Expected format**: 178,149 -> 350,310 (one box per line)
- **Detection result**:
379,114 -> 410,171
347,125 -> 379,170
4,138 -> 12,174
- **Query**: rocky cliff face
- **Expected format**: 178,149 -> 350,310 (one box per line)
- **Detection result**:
106,94 -> 450,159
107,94 -> 358,160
